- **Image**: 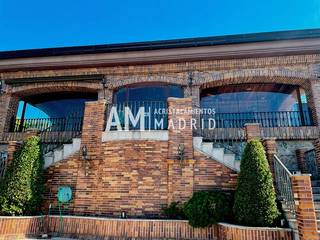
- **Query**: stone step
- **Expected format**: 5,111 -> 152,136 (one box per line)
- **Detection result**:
212,148 -> 224,162
313,187 -> 320,194
312,180 -> 320,187
201,142 -> 213,154
314,194 -> 320,201
192,137 -> 203,149
43,138 -> 81,169
287,218 -> 297,230
314,201 -> 320,210
72,138 -> 81,149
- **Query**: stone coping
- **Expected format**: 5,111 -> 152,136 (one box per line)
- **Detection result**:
0,215 -> 292,230
218,222 -> 292,231
102,130 -> 168,142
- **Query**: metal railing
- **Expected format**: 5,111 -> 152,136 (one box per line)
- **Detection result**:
106,101 -> 168,130
0,151 -> 8,179
201,111 -> 313,128
10,117 -> 84,133
304,149 -> 319,180
273,155 -> 296,217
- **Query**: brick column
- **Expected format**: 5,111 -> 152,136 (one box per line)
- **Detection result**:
296,149 -> 307,173
0,94 -> 19,135
291,175 -> 319,240
6,141 -> 21,168
167,97 -> 193,160
167,97 -> 194,204
262,138 -> 277,177
184,85 -> 201,136
74,100 -> 106,215
313,138 -> 320,174
244,123 -> 261,141
98,88 -> 113,103
305,80 -> 320,126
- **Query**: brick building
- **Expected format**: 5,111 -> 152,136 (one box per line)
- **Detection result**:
0,28 -> 320,233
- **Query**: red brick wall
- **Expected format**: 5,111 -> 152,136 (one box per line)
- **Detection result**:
194,150 -> 237,191
42,99 -> 238,217
0,216 -> 293,240
43,145 -> 237,216
218,223 -> 293,240
43,153 -> 80,212
93,140 -> 169,217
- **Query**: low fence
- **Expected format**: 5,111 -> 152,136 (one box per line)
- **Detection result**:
0,216 -> 293,240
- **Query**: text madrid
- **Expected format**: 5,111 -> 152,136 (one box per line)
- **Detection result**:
105,106 -> 216,131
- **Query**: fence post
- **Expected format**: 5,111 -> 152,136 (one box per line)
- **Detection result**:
263,138 -> 277,179
296,149 -> 307,173
244,123 -> 261,141
291,174 -> 319,240
313,138 -> 320,174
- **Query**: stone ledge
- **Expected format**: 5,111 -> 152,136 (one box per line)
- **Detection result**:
102,130 -> 169,142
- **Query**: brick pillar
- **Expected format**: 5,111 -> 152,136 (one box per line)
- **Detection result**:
0,94 -> 19,135
167,97 -> 194,204
6,141 -> 21,168
167,97 -> 193,160
98,88 -> 113,103
305,80 -> 320,126
167,159 -> 195,204
262,138 -> 277,177
296,149 -> 307,173
23,129 -> 40,140
313,138 -> 320,174
74,100 -> 106,215
244,123 -> 261,141
291,175 -> 319,240
184,85 -> 201,136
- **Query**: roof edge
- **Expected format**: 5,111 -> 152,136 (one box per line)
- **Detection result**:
1,28 -> 320,60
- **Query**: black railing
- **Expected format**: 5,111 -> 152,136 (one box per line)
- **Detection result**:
106,101 -> 168,130
201,111 -> 313,128
0,151 -> 7,179
304,149 -> 319,180
10,117 -> 83,132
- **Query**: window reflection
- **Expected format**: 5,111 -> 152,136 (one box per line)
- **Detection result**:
113,84 -> 183,103
201,84 -> 312,127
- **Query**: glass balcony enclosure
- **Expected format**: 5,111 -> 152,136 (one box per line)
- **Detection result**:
11,92 -> 97,132
201,83 -> 313,128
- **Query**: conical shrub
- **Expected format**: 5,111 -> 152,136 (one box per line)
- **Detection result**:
0,136 -> 44,215
233,139 -> 279,226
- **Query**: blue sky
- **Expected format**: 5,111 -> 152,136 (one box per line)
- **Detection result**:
0,0 -> 320,51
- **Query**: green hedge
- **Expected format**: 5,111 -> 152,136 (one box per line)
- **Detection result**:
0,136 -> 44,216
233,139 -> 279,227
162,201 -> 185,219
183,191 -> 232,228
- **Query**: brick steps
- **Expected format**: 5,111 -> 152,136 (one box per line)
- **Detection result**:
193,137 -> 240,172
43,138 -> 81,168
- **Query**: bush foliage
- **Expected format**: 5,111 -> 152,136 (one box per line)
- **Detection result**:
0,136 -> 44,216
162,201 -> 185,219
183,191 -> 232,228
233,139 -> 279,227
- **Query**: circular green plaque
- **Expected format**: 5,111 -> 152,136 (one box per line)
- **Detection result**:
57,186 -> 72,203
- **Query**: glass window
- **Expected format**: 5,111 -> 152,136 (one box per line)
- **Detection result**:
201,84 -> 312,127
113,84 -> 183,103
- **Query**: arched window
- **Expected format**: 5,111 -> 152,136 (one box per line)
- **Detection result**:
113,84 -> 183,103
201,83 -> 312,127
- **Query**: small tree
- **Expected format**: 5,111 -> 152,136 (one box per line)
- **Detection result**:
0,136 -> 44,216
233,139 -> 279,227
